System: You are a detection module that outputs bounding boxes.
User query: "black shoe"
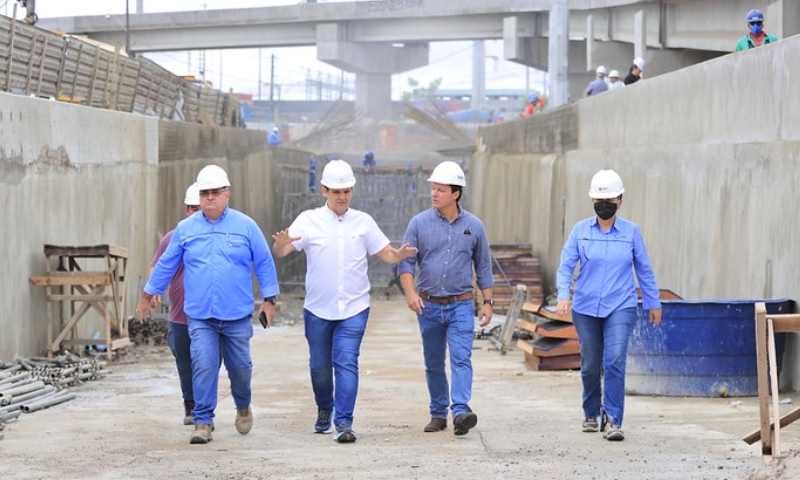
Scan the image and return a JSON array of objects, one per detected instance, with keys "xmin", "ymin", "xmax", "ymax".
[
  {"xmin": 314, "ymin": 408, "xmax": 333, "ymax": 434},
  {"xmin": 423, "ymin": 417, "xmax": 447, "ymax": 432},
  {"xmin": 453, "ymin": 412, "xmax": 478, "ymax": 436}
]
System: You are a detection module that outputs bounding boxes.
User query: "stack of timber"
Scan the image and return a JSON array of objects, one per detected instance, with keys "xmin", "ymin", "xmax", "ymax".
[
  {"xmin": 487, "ymin": 244, "xmax": 543, "ymax": 315},
  {"xmin": 517, "ymin": 303, "xmax": 580, "ymax": 371}
]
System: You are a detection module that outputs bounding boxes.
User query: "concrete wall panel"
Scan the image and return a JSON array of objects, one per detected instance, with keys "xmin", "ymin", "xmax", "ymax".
[{"xmin": 0, "ymin": 93, "xmax": 158, "ymax": 360}]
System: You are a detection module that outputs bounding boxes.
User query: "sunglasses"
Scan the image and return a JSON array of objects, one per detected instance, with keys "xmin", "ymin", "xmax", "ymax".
[{"xmin": 749, "ymin": 21, "xmax": 763, "ymax": 26}]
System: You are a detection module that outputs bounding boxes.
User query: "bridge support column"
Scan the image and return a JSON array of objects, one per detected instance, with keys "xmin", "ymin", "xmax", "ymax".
[
  {"xmin": 768, "ymin": 0, "xmax": 800, "ymax": 40},
  {"xmin": 317, "ymin": 23, "xmax": 429, "ymax": 121}
]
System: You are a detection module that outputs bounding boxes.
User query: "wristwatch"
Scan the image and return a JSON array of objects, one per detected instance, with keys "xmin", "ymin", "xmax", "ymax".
[
  {"xmin": 483, "ymin": 299, "xmax": 494, "ymax": 307},
  {"xmin": 264, "ymin": 296, "xmax": 277, "ymax": 305}
]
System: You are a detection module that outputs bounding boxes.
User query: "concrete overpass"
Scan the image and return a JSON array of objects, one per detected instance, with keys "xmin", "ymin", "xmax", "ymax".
[{"xmin": 38, "ymin": 0, "xmax": 800, "ymax": 119}]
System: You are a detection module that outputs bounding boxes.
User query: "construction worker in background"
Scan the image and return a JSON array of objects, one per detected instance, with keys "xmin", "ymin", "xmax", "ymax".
[
  {"xmin": 399, "ymin": 161, "xmax": 494, "ymax": 437},
  {"xmin": 556, "ymin": 169, "xmax": 662, "ymax": 443},
  {"xmin": 268, "ymin": 126, "xmax": 282, "ymax": 146},
  {"xmin": 272, "ymin": 160, "xmax": 417, "ymax": 444},
  {"xmin": 137, "ymin": 164, "xmax": 280, "ymax": 445},
  {"xmin": 520, "ymin": 94, "xmax": 541, "ymax": 118},
  {"xmin": 144, "ymin": 183, "xmax": 203, "ymax": 427},
  {"xmin": 735, "ymin": 9, "xmax": 778, "ymax": 51},
  {"xmin": 607, "ymin": 70, "xmax": 625, "ymax": 91},
  {"xmin": 362, "ymin": 151, "xmax": 376, "ymax": 168},
  {"xmin": 309, "ymin": 157, "xmax": 318, "ymax": 193},
  {"xmin": 584, "ymin": 66, "xmax": 609, "ymax": 97},
  {"xmin": 624, "ymin": 58, "xmax": 645, "ymax": 85}
]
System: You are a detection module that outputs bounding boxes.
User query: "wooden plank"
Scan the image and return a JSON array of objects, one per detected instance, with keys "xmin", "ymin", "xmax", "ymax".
[
  {"xmin": 55, "ymin": 37, "xmax": 69, "ymax": 98},
  {"xmin": 523, "ymin": 302, "xmax": 573, "ymax": 323},
  {"xmin": 46, "ymin": 294, "xmax": 118, "ymax": 302},
  {"xmin": 86, "ymin": 45, "xmax": 100, "ymax": 106},
  {"xmin": 754, "ymin": 302, "xmax": 772, "ymax": 456},
  {"xmin": 23, "ymin": 31, "xmax": 36, "ymax": 94},
  {"xmin": 743, "ymin": 406, "xmax": 800, "ymax": 444},
  {"xmin": 767, "ymin": 318, "xmax": 781, "ymax": 457},
  {"xmin": 518, "ymin": 319, "xmax": 537, "ymax": 334},
  {"xmin": 534, "ymin": 320, "xmax": 578, "ymax": 339},
  {"xmin": 35, "ymin": 37, "xmax": 51, "ymax": 97},
  {"xmin": 43, "ymin": 244, "xmax": 128, "ymax": 258},
  {"xmin": 30, "ymin": 273, "xmax": 111, "ymax": 286},
  {"xmin": 769, "ymin": 315, "xmax": 800, "ymax": 332},
  {"xmin": 69, "ymin": 42, "xmax": 83, "ymax": 100},
  {"xmin": 5, "ymin": 4, "xmax": 17, "ymax": 91}
]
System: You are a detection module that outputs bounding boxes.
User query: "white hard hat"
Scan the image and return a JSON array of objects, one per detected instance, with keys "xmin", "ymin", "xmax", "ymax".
[
  {"xmin": 183, "ymin": 182, "xmax": 200, "ymax": 206},
  {"xmin": 588, "ymin": 169, "xmax": 625, "ymax": 199},
  {"xmin": 427, "ymin": 161, "xmax": 466, "ymax": 187},
  {"xmin": 196, "ymin": 165, "xmax": 231, "ymax": 191},
  {"xmin": 596, "ymin": 65, "xmax": 607, "ymax": 76},
  {"xmin": 633, "ymin": 57, "xmax": 645, "ymax": 71},
  {"xmin": 272, "ymin": 127, "xmax": 279, "ymax": 132},
  {"xmin": 609, "ymin": 70, "xmax": 620, "ymax": 79},
  {"xmin": 320, "ymin": 159, "xmax": 356, "ymax": 189}
]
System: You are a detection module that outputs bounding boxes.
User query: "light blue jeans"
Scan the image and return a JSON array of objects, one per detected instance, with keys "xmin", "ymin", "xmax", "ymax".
[
  {"xmin": 571, "ymin": 307, "xmax": 637, "ymax": 427},
  {"xmin": 304, "ymin": 308, "xmax": 369, "ymax": 429},
  {"xmin": 417, "ymin": 299, "xmax": 475, "ymax": 419},
  {"xmin": 188, "ymin": 316, "xmax": 253, "ymax": 425}
]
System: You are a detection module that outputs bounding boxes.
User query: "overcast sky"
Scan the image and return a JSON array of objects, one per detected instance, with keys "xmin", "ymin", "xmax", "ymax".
[{"xmin": 11, "ymin": 0, "xmax": 545, "ymax": 100}]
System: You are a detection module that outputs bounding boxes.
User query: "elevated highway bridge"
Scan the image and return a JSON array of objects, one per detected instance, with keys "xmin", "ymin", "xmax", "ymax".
[{"xmin": 38, "ymin": 0, "xmax": 799, "ymax": 119}]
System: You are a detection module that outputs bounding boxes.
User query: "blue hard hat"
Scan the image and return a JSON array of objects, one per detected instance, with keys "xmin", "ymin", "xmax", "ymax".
[
  {"xmin": 747, "ymin": 9, "xmax": 764, "ymax": 23},
  {"xmin": 365, "ymin": 151, "xmax": 374, "ymax": 160},
  {"xmin": 528, "ymin": 94, "xmax": 538, "ymax": 103}
]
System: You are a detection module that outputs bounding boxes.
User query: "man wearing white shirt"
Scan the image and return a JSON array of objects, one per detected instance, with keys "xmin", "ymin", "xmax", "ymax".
[{"xmin": 272, "ymin": 160, "xmax": 416, "ymax": 443}]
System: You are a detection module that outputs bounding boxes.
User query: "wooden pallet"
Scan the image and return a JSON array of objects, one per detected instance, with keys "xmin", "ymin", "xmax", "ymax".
[{"xmin": 487, "ymin": 244, "xmax": 543, "ymax": 315}]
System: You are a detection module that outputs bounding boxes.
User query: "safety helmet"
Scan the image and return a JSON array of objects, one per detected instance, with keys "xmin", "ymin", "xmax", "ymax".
[
  {"xmin": 272, "ymin": 126, "xmax": 279, "ymax": 132},
  {"xmin": 747, "ymin": 9, "xmax": 764, "ymax": 23},
  {"xmin": 196, "ymin": 165, "xmax": 231, "ymax": 190},
  {"xmin": 427, "ymin": 161, "xmax": 466, "ymax": 187},
  {"xmin": 596, "ymin": 65, "xmax": 607, "ymax": 76},
  {"xmin": 588, "ymin": 169, "xmax": 625, "ymax": 199},
  {"xmin": 633, "ymin": 57, "xmax": 645, "ymax": 71},
  {"xmin": 609, "ymin": 70, "xmax": 620, "ymax": 79},
  {"xmin": 183, "ymin": 183, "xmax": 200, "ymax": 206},
  {"xmin": 320, "ymin": 159, "xmax": 356, "ymax": 189},
  {"xmin": 528, "ymin": 94, "xmax": 538, "ymax": 103},
  {"xmin": 364, "ymin": 150, "xmax": 374, "ymax": 160}
]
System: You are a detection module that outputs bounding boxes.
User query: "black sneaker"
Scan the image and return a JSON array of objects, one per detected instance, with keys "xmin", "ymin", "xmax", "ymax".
[
  {"xmin": 314, "ymin": 408, "xmax": 333, "ymax": 434},
  {"xmin": 334, "ymin": 423, "xmax": 357, "ymax": 443},
  {"xmin": 453, "ymin": 412, "xmax": 478, "ymax": 436}
]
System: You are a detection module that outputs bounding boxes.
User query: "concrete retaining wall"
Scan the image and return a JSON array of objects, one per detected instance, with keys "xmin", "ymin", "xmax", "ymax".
[
  {"xmin": 0, "ymin": 94, "xmax": 158, "ymax": 360},
  {"xmin": 475, "ymin": 35, "xmax": 800, "ymax": 388}
]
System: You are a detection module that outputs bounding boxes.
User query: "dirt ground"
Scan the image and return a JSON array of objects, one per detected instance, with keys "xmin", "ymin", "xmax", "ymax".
[{"xmin": 1, "ymin": 298, "xmax": 798, "ymax": 480}]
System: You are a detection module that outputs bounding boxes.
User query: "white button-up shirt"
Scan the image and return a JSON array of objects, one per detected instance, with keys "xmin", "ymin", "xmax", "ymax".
[{"xmin": 289, "ymin": 205, "xmax": 390, "ymax": 320}]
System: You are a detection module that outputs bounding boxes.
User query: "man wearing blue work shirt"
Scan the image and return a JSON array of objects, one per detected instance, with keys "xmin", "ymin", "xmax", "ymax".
[
  {"xmin": 136, "ymin": 164, "xmax": 280, "ymax": 445},
  {"xmin": 399, "ymin": 160, "xmax": 494, "ymax": 437},
  {"xmin": 556, "ymin": 169, "xmax": 661, "ymax": 442}
]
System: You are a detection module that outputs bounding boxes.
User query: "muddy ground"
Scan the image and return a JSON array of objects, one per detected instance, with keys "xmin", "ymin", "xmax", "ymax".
[{"xmin": 1, "ymin": 298, "xmax": 798, "ymax": 480}]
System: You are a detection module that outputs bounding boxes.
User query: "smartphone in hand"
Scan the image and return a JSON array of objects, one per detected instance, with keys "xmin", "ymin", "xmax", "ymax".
[{"xmin": 258, "ymin": 311, "xmax": 268, "ymax": 329}]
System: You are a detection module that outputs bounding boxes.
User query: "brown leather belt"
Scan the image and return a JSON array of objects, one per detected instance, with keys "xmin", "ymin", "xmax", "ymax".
[{"xmin": 419, "ymin": 291, "xmax": 473, "ymax": 305}]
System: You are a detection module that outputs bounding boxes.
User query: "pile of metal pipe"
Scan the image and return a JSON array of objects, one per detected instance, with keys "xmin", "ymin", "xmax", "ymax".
[{"xmin": 0, "ymin": 354, "xmax": 109, "ymax": 441}]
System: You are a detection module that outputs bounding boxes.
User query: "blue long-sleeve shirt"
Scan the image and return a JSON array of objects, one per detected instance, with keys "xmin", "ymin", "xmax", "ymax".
[
  {"xmin": 399, "ymin": 207, "xmax": 494, "ymax": 295},
  {"xmin": 557, "ymin": 216, "xmax": 660, "ymax": 317},
  {"xmin": 267, "ymin": 132, "xmax": 282, "ymax": 145},
  {"xmin": 145, "ymin": 207, "xmax": 280, "ymax": 320}
]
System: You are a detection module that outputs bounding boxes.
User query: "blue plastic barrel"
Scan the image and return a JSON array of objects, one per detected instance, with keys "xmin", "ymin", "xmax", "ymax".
[{"xmin": 626, "ymin": 299, "xmax": 794, "ymax": 397}]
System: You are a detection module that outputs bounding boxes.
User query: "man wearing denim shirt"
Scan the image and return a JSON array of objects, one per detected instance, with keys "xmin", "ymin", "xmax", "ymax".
[
  {"xmin": 136, "ymin": 164, "xmax": 280, "ymax": 445},
  {"xmin": 272, "ymin": 160, "xmax": 417, "ymax": 444},
  {"xmin": 399, "ymin": 160, "xmax": 494, "ymax": 436}
]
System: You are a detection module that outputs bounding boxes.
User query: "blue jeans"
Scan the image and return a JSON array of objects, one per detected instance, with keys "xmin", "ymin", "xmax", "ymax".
[
  {"xmin": 572, "ymin": 307, "xmax": 636, "ymax": 427},
  {"xmin": 304, "ymin": 308, "xmax": 369, "ymax": 429},
  {"xmin": 167, "ymin": 322, "xmax": 193, "ymax": 405},
  {"xmin": 417, "ymin": 299, "xmax": 475, "ymax": 419},
  {"xmin": 188, "ymin": 316, "xmax": 253, "ymax": 425}
]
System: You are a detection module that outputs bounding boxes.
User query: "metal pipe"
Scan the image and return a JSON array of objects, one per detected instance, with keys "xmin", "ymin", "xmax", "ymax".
[
  {"xmin": 6, "ymin": 385, "xmax": 54, "ymax": 406},
  {"xmin": 23, "ymin": 392, "xmax": 76, "ymax": 413},
  {"xmin": 0, "ymin": 381, "xmax": 45, "ymax": 398},
  {"xmin": 0, "ymin": 377, "xmax": 36, "ymax": 390},
  {"xmin": 0, "ymin": 409, "xmax": 21, "ymax": 421},
  {"xmin": 0, "ymin": 372, "xmax": 31, "ymax": 387}
]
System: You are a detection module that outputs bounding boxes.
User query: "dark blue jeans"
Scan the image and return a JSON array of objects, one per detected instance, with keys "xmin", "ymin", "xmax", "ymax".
[
  {"xmin": 572, "ymin": 307, "xmax": 637, "ymax": 427},
  {"xmin": 417, "ymin": 299, "xmax": 475, "ymax": 419},
  {"xmin": 167, "ymin": 322, "xmax": 193, "ymax": 404},
  {"xmin": 303, "ymin": 308, "xmax": 369, "ymax": 429},
  {"xmin": 188, "ymin": 316, "xmax": 253, "ymax": 425}
]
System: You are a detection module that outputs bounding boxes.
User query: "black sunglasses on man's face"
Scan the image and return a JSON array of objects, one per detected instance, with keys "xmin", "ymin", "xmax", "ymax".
[{"xmin": 749, "ymin": 21, "xmax": 763, "ymax": 27}]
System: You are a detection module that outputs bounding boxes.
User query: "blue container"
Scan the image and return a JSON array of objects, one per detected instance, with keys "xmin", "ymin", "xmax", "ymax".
[{"xmin": 626, "ymin": 299, "xmax": 794, "ymax": 397}]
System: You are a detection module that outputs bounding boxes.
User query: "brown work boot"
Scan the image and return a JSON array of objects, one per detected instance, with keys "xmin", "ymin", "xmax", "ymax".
[
  {"xmin": 190, "ymin": 424, "xmax": 213, "ymax": 444},
  {"xmin": 235, "ymin": 406, "xmax": 253, "ymax": 434},
  {"xmin": 183, "ymin": 401, "xmax": 195, "ymax": 426},
  {"xmin": 424, "ymin": 417, "xmax": 447, "ymax": 432},
  {"xmin": 453, "ymin": 412, "xmax": 478, "ymax": 436}
]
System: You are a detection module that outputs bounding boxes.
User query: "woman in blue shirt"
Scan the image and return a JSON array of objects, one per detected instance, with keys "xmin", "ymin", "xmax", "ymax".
[{"xmin": 556, "ymin": 169, "xmax": 662, "ymax": 442}]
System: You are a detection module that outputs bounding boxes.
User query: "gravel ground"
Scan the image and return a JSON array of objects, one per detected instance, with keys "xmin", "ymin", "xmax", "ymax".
[{"xmin": 0, "ymin": 298, "xmax": 797, "ymax": 480}]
